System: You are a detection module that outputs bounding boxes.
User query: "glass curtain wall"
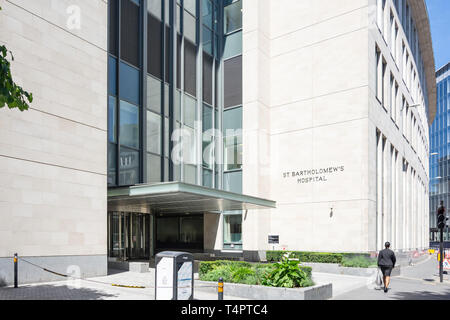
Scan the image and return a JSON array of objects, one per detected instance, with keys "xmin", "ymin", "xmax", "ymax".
[
  {"xmin": 108, "ymin": 0, "xmax": 142, "ymax": 187},
  {"xmin": 109, "ymin": 0, "xmax": 224, "ymax": 187},
  {"xmin": 429, "ymin": 64, "xmax": 450, "ymax": 241},
  {"xmin": 222, "ymin": 0, "xmax": 243, "ymax": 250},
  {"xmin": 108, "ymin": 0, "xmax": 245, "ymax": 251}
]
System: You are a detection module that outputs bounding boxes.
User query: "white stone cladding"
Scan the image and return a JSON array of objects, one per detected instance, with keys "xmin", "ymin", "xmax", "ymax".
[
  {"xmin": 0, "ymin": 0, "xmax": 107, "ymax": 259},
  {"xmin": 240, "ymin": 0, "xmax": 435, "ymax": 255}
]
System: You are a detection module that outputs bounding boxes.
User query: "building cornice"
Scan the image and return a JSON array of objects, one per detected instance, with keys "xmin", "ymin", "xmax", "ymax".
[{"xmin": 409, "ymin": 0, "xmax": 437, "ymax": 125}]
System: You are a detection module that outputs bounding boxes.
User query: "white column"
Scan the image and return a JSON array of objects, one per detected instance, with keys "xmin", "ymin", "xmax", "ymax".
[{"xmin": 377, "ymin": 132, "xmax": 384, "ymax": 251}]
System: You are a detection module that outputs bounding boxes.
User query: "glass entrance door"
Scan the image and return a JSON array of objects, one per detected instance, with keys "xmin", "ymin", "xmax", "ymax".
[
  {"xmin": 108, "ymin": 212, "xmax": 154, "ymax": 260},
  {"xmin": 156, "ymin": 214, "xmax": 204, "ymax": 251}
]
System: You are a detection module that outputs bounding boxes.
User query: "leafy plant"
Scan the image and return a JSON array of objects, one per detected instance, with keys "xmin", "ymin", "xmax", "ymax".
[
  {"xmin": 0, "ymin": 7, "xmax": 33, "ymax": 111},
  {"xmin": 231, "ymin": 267, "xmax": 255, "ymax": 283},
  {"xmin": 200, "ymin": 265, "xmax": 234, "ymax": 283},
  {"xmin": 262, "ymin": 253, "xmax": 314, "ymax": 288},
  {"xmin": 198, "ymin": 259, "xmax": 314, "ymax": 288},
  {"xmin": 199, "ymin": 260, "xmax": 251, "ymax": 275}
]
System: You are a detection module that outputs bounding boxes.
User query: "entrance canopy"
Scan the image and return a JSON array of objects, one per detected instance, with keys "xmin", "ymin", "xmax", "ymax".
[{"xmin": 108, "ymin": 182, "xmax": 276, "ymax": 214}]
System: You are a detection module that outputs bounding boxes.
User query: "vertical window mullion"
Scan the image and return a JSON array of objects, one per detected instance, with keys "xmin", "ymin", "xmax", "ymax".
[
  {"xmin": 116, "ymin": 0, "xmax": 122, "ymax": 186},
  {"xmin": 142, "ymin": 0, "xmax": 148, "ymax": 184}
]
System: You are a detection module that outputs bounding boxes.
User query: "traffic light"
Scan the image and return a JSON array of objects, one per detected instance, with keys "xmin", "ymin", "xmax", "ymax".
[{"xmin": 437, "ymin": 210, "xmax": 447, "ymax": 229}]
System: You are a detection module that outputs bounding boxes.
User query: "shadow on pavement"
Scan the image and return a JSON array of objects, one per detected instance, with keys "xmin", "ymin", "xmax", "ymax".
[
  {"xmin": 107, "ymin": 268, "xmax": 129, "ymax": 276},
  {"xmin": 389, "ymin": 288, "xmax": 450, "ymax": 300},
  {"xmin": 0, "ymin": 284, "xmax": 118, "ymax": 300}
]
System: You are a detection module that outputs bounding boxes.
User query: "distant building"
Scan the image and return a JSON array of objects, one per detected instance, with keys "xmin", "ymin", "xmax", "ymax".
[{"xmin": 429, "ymin": 62, "xmax": 450, "ymax": 242}]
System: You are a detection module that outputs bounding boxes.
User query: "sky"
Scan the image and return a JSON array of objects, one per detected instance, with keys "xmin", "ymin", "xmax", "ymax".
[{"xmin": 425, "ymin": 0, "xmax": 450, "ymax": 70}]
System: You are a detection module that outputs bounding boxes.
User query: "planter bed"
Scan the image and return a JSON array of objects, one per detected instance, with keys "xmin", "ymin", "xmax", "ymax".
[{"xmin": 195, "ymin": 280, "xmax": 332, "ymax": 300}]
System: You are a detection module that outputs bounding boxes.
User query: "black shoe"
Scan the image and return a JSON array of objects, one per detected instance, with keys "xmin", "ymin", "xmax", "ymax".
[{"xmin": 384, "ymin": 287, "xmax": 388, "ymax": 293}]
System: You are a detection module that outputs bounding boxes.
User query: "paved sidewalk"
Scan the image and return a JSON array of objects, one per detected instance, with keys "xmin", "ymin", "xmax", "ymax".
[
  {"xmin": 7, "ymin": 264, "xmax": 438, "ymax": 300},
  {"xmin": 0, "ymin": 269, "xmax": 244, "ymax": 300},
  {"xmin": 312, "ymin": 272, "xmax": 372, "ymax": 297},
  {"xmin": 333, "ymin": 254, "xmax": 450, "ymax": 300}
]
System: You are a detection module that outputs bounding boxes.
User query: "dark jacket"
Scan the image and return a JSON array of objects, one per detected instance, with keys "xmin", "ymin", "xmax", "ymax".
[{"xmin": 378, "ymin": 249, "xmax": 396, "ymax": 267}]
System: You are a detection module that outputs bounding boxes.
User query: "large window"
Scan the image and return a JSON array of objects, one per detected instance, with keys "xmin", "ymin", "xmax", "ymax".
[
  {"xmin": 224, "ymin": 0, "xmax": 242, "ymax": 34},
  {"xmin": 184, "ymin": 40, "xmax": 197, "ymax": 97},
  {"xmin": 223, "ymin": 107, "xmax": 242, "ymax": 172},
  {"xmin": 120, "ymin": 62, "xmax": 140, "ymax": 105},
  {"xmin": 223, "ymin": 213, "xmax": 242, "ymax": 250},
  {"xmin": 224, "ymin": 55, "xmax": 242, "ymax": 108},
  {"xmin": 148, "ymin": 13, "xmax": 163, "ymax": 79},
  {"xmin": 121, "ymin": 0, "xmax": 140, "ymax": 67},
  {"xmin": 120, "ymin": 100, "xmax": 140, "ymax": 149}
]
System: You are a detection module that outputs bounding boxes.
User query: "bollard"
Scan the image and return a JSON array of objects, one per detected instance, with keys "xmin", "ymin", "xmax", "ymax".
[
  {"xmin": 218, "ymin": 277, "xmax": 223, "ymax": 300},
  {"xmin": 14, "ymin": 253, "xmax": 18, "ymax": 288}
]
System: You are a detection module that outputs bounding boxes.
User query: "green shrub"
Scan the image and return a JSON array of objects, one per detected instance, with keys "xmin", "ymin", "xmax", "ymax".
[
  {"xmin": 199, "ymin": 259, "xmax": 314, "ymax": 288},
  {"xmin": 266, "ymin": 251, "xmax": 343, "ymax": 264},
  {"xmin": 299, "ymin": 266, "xmax": 312, "ymax": 279},
  {"xmin": 253, "ymin": 264, "xmax": 275, "ymax": 285},
  {"xmin": 341, "ymin": 256, "xmax": 377, "ymax": 268},
  {"xmin": 262, "ymin": 253, "xmax": 315, "ymax": 288},
  {"xmin": 199, "ymin": 260, "xmax": 251, "ymax": 276},
  {"xmin": 199, "ymin": 265, "xmax": 234, "ymax": 283},
  {"xmin": 341, "ymin": 253, "xmax": 371, "ymax": 259},
  {"xmin": 232, "ymin": 267, "xmax": 256, "ymax": 283}
]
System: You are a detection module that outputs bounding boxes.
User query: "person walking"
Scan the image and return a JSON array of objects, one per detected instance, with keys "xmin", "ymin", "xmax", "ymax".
[{"xmin": 377, "ymin": 242, "xmax": 396, "ymax": 293}]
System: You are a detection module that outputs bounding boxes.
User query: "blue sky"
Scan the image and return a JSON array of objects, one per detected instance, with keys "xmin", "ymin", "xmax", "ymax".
[{"xmin": 426, "ymin": 0, "xmax": 450, "ymax": 70}]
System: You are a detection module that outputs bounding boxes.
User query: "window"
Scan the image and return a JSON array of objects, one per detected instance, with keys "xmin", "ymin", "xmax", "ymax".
[
  {"xmin": 120, "ymin": 62, "xmax": 140, "ymax": 105},
  {"xmin": 203, "ymin": 53, "xmax": 213, "ymax": 105},
  {"xmin": 108, "ymin": 144, "xmax": 117, "ymax": 186},
  {"xmin": 119, "ymin": 147, "xmax": 139, "ymax": 185},
  {"xmin": 202, "ymin": 0, "xmax": 213, "ymax": 29},
  {"xmin": 184, "ymin": 94, "xmax": 197, "ymax": 128},
  {"xmin": 223, "ymin": 31, "xmax": 242, "ymax": 59},
  {"xmin": 224, "ymin": 55, "xmax": 242, "ymax": 108},
  {"xmin": 203, "ymin": 104, "xmax": 214, "ymax": 169},
  {"xmin": 120, "ymin": 100, "xmax": 140, "ymax": 149},
  {"xmin": 120, "ymin": 0, "xmax": 140, "ymax": 67},
  {"xmin": 376, "ymin": 47, "xmax": 382, "ymax": 101},
  {"xmin": 184, "ymin": 40, "xmax": 197, "ymax": 97},
  {"xmin": 147, "ymin": 111, "xmax": 162, "ymax": 155},
  {"xmin": 148, "ymin": 0, "xmax": 162, "ymax": 20},
  {"xmin": 108, "ymin": 96, "xmax": 117, "ymax": 143},
  {"xmin": 109, "ymin": 0, "xmax": 118, "ymax": 55},
  {"xmin": 203, "ymin": 169, "xmax": 213, "ymax": 188},
  {"xmin": 184, "ymin": 0, "xmax": 197, "ymax": 16},
  {"xmin": 148, "ymin": 13, "xmax": 163, "ymax": 79},
  {"xmin": 184, "ymin": 10, "xmax": 197, "ymax": 43},
  {"xmin": 184, "ymin": 164, "xmax": 197, "ymax": 184},
  {"xmin": 147, "ymin": 153, "xmax": 161, "ymax": 183},
  {"xmin": 223, "ymin": 214, "xmax": 242, "ymax": 250},
  {"xmin": 223, "ymin": 107, "xmax": 243, "ymax": 172},
  {"xmin": 147, "ymin": 75, "xmax": 162, "ymax": 113},
  {"xmin": 224, "ymin": 0, "xmax": 242, "ymax": 34},
  {"xmin": 202, "ymin": 26, "xmax": 213, "ymax": 55},
  {"xmin": 223, "ymin": 170, "xmax": 242, "ymax": 194},
  {"xmin": 108, "ymin": 56, "xmax": 117, "ymax": 95}
]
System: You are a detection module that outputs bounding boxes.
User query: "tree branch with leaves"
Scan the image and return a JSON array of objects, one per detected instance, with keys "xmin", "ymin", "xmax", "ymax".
[{"xmin": 0, "ymin": 6, "xmax": 33, "ymax": 111}]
